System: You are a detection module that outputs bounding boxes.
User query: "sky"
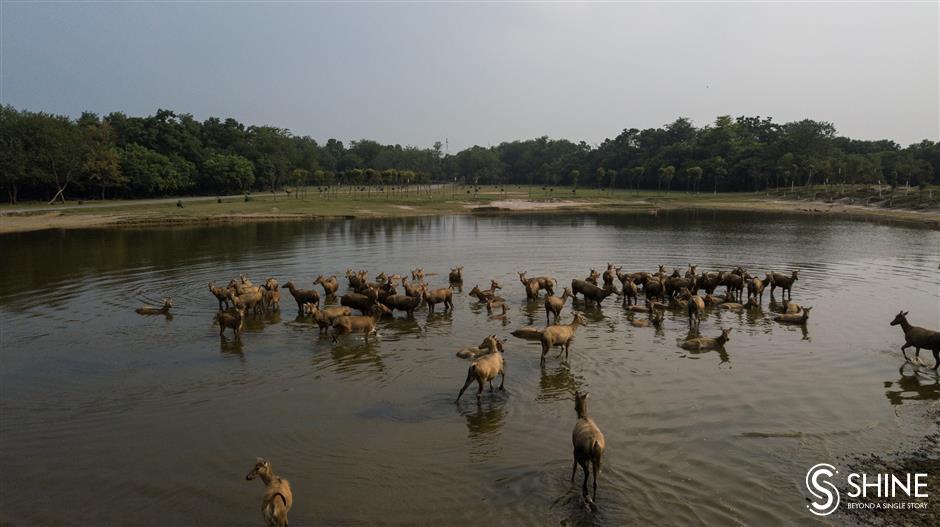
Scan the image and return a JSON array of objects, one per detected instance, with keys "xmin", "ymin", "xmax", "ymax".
[{"xmin": 1, "ymin": 2, "xmax": 937, "ymax": 151}]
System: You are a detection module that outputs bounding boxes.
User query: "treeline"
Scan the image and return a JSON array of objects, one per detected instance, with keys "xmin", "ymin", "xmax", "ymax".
[{"xmin": 1, "ymin": 106, "xmax": 937, "ymax": 204}]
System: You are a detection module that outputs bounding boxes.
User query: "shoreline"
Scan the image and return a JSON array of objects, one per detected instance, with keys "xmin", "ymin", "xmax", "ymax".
[{"xmin": 2, "ymin": 195, "xmax": 938, "ymax": 234}]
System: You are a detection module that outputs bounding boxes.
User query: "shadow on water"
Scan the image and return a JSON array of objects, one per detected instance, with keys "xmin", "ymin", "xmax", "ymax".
[
  {"xmin": 310, "ymin": 338, "xmax": 385, "ymax": 380},
  {"xmin": 538, "ymin": 363, "xmax": 583, "ymax": 402},
  {"xmin": 458, "ymin": 398, "xmax": 507, "ymax": 458},
  {"xmin": 885, "ymin": 363, "xmax": 940, "ymax": 405},
  {"xmin": 218, "ymin": 336, "xmax": 245, "ymax": 357}
]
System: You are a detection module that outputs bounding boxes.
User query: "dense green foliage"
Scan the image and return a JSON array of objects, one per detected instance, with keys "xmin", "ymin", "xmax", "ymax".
[{"xmin": 1, "ymin": 106, "xmax": 936, "ymax": 204}]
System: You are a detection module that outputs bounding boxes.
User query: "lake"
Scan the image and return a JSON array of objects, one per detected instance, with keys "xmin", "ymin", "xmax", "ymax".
[{"xmin": 1, "ymin": 211, "xmax": 938, "ymax": 526}]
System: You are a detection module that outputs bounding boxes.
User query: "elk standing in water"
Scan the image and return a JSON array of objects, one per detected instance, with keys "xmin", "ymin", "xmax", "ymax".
[
  {"xmin": 245, "ymin": 458, "xmax": 293, "ymax": 527},
  {"xmin": 891, "ymin": 310, "xmax": 940, "ymax": 369},
  {"xmin": 571, "ymin": 391, "xmax": 605, "ymax": 503},
  {"xmin": 456, "ymin": 335, "xmax": 506, "ymax": 401}
]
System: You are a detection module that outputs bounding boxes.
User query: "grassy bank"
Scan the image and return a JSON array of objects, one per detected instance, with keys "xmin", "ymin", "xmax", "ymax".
[{"xmin": 2, "ymin": 185, "xmax": 938, "ymax": 234}]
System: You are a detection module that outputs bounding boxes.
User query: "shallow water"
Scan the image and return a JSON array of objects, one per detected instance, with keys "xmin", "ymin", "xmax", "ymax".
[{"xmin": 0, "ymin": 211, "xmax": 938, "ymax": 526}]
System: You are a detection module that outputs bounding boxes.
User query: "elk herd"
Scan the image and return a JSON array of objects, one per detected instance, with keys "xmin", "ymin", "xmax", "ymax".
[{"xmin": 131, "ymin": 260, "xmax": 938, "ymax": 526}]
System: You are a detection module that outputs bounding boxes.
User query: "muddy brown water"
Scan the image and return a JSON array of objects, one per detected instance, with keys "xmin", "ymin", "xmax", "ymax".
[{"xmin": 1, "ymin": 211, "xmax": 938, "ymax": 526}]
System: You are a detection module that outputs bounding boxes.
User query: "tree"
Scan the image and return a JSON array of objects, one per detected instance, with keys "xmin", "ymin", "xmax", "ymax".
[
  {"xmin": 662, "ymin": 166, "xmax": 675, "ymax": 194},
  {"xmin": 122, "ymin": 144, "xmax": 192, "ymax": 195},
  {"xmin": 83, "ymin": 122, "xmax": 125, "ymax": 199},
  {"xmin": 686, "ymin": 166, "xmax": 703, "ymax": 193},
  {"xmin": 0, "ymin": 106, "xmax": 27, "ymax": 203},
  {"xmin": 204, "ymin": 153, "xmax": 255, "ymax": 193},
  {"xmin": 630, "ymin": 166, "xmax": 645, "ymax": 194},
  {"xmin": 570, "ymin": 169, "xmax": 580, "ymax": 189}
]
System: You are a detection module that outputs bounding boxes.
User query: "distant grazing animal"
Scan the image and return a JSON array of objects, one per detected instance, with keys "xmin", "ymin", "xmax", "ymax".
[
  {"xmin": 284, "ymin": 281, "xmax": 320, "ymax": 313},
  {"xmin": 540, "ymin": 313, "xmax": 586, "ymax": 364},
  {"xmin": 680, "ymin": 327, "xmax": 732, "ymax": 350},
  {"xmin": 456, "ymin": 335, "xmax": 506, "ymax": 401},
  {"xmin": 571, "ymin": 391, "xmax": 605, "ymax": 502},
  {"xmin": 246, "ymin": 458, "xmax": 293, "ymax": 527},
  {"xmin": 136, "ymin": 298, "xmax": 172, "ymax": 316},
  {"xmin": 891, "ymin": 311, "xmax": 940, "ymax": 369}
]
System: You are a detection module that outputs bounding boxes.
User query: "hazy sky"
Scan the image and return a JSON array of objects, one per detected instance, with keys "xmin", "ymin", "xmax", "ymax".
[{"xmin": 2, "ymin": 2, "xmax": 937, "ymax": 150}]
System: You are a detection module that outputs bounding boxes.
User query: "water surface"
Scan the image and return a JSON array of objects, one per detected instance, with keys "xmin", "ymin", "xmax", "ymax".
[{"xmin": 1, "ymin": 211, "xmax": 938, "ymax": 526}]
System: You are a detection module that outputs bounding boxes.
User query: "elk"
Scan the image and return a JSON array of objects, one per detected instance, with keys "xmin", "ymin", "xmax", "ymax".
[
  {"xmin": 571, "ymin": 391, "xmax": 605, "ymax": 502},
  {"xmin": 570, "ymin": 279, "xmax": 617, "ymax": 308},
  {"xmin": 306, "ymin": 304, "xmax": 352, "ymax": 335},
  {"xmin": 208, "ymin": 283, "xmax": 231, "ymax": 310},
  {"xmin": 284, "ymin": 281, "xmax": 320, "ymax": 314},
  {"xmin": 680, "ymin": 327, "xmax": 732, "ymax": 350},
  {"xmin": 245, "ymin": 458, "xmax": 293, "ymax": 527},
  {"xmin": 620, "ymin": 277, "xmax": 639, "ymax": 307},
  {"xmin": 216, "ymin": 307, "xmax": 246, "ymax": 338},
  {"xmin": 260, "ymin": 283, "xmax": 281, "ymax": 312},
  {"xmin": 382, "ymin": 294, "xmax": 423, "ymax": 318},
  {"xmin": 540, "ymin": 313, "xmax": 586, "ymax": 364},
  {"xmin": 544, "ymin": 287, "xmax": 573, "ymax": 325},
  {"xmin": 456, "ymin": 334, "xmax": 504, "ymax": 359},
  {"xmin": 314, "ymin": 275, "xmax": 339, "ymax": 297},
  {"xmin": 585, "ymin": 268, "xmax": 600, "ymax": 286},
  {"xmin": 340, "ymin": 287, "xmax": 379, "ymax": 315},
  {"xmin": 423, "ymin": 287, "xmax": 454, "ymax": 314},
  {"xmin": 768, "ymin": 270, "xmax": 799, "ymax": 300},
  {"xmin": 773, "ymin": 306, "xmax": 812, "ymax": 324},
  {"xmin": 401, "ymin": 277, "xmax": 426, "ymax": 298},
  {"xmin": 456, "ymin": 335, "xmax": 506, "ymax": 401},
  {"xmin": 519, "ymin": 272, "xmax": 555, "ymax": 296},
  {"xmin": 135, "ymin": 298, "xmax": 172, "ymax": 316},
  {"xmin": 411, "ymin": 268, "xmax": 424, "ymax": 281},
  {"xmin": 510, "ymin": 326, "xmax": 543, "ymax": 340},
  {"xmin": 346, "ymin": 269, "xmax": 367, "ymax": 289},
  {"xmin": 449, "ymin": 266, "xmax": 464, "ymax": 283},
  {"xmin": 747, "ymin": 276, "xmax": 766, "ymax": 303},
  {"xmin": 602, "ymin": 264, "xmax": 619, "ymax": 289},
  {"xmin": 681, "ymin": 288, "xmax": 705, "ymax": 327},
  {"xmin": 891, "ymin": 311, "xmax": 940, "ymax": 368},
  {"xmin": 330, "ymin": 304, "xmax": 390, "ymax": 343}
]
